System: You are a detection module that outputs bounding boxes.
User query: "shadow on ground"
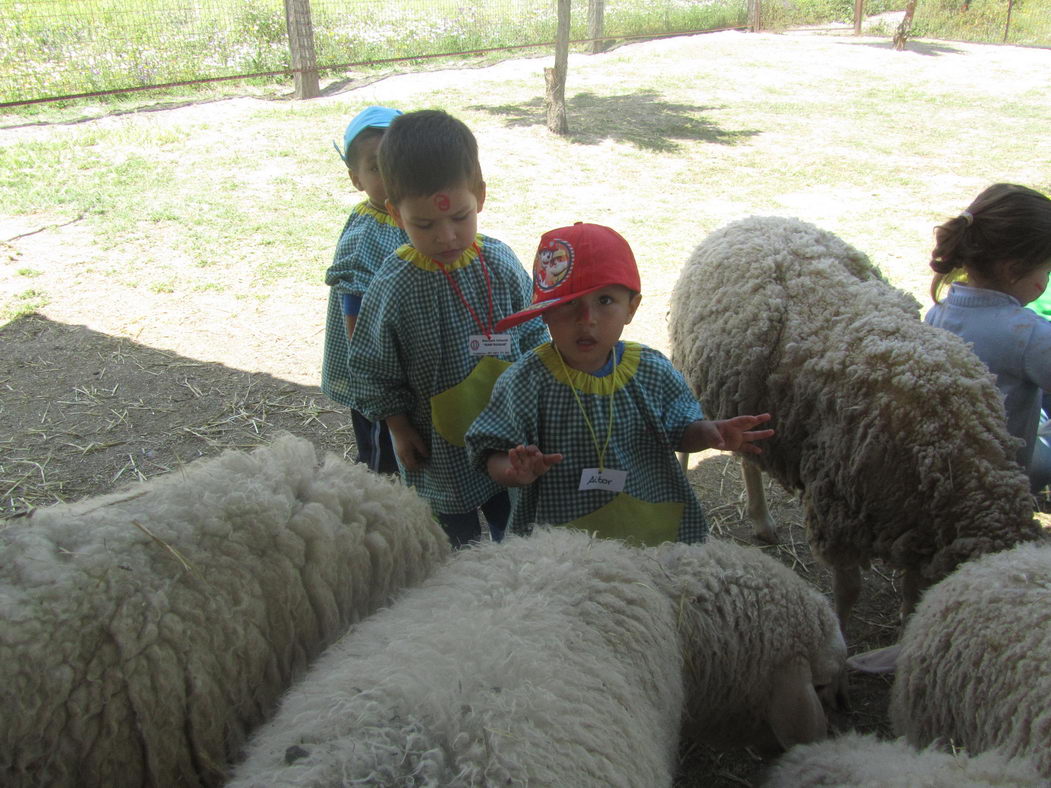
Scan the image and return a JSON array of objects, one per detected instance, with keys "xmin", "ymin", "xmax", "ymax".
[
  {"xmin": 839, "ymin": 40, "xmax": 966, "ymax": 56},
  {"xmin": 471, "ymin": 90, "xmax": 760, "ymax": 151},
  {"xmin": 0, "ymin": 313, "xmax": 355, "ymax": 519}
]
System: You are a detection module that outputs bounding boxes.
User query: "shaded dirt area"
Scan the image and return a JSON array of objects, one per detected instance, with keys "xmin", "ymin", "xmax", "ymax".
[{"xmin": 0, "ymin": 311, "xmax": 902, "ymax": 786}]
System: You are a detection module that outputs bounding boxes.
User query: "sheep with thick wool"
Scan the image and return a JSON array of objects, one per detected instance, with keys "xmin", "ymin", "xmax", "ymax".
[
  {"xmin": 0, "ymin": 433, "xmax": 450, "ymax": 788},
  {"xmin": 890, "ymin": 541, "xmax": 1051, "ymax": 778},
  {"xmin": 763, "ymin": 732, "xmax": 1044, "ymax": 787},
  {"xmin": 227, "ymin": 527, "xmax": 846, "ymax": 787},
  {"xmin": 668, "ymin": 216, "xmax": 1042, "ymax": 628}
]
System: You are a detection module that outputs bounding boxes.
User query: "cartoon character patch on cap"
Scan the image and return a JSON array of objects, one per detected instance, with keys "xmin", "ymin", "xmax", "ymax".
[{"xmin": 534, "ymin": 239, "xmax": 573, "ymax": 292}]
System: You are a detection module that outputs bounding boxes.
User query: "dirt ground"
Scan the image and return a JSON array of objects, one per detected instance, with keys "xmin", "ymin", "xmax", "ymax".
[{"xmin": 0, "ymin": 28, "xmax": 1035, "ymax": 786}]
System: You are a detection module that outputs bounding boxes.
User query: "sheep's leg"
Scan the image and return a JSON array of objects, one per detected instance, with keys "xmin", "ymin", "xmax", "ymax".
[
  {"xmin": 742, "ymin": 459, "xmax": 779, "ymax": 544},
  {"xmin": 831, "ymin": 564, "xmax": 861, "ymax": 634},
  {"xmin": 900, "ymin": 567, "xmax": 928, "ymax": 622}
]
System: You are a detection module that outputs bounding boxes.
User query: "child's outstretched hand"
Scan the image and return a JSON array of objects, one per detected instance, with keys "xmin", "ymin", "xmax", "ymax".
[
  {"xmin": 488, "ymin": 444, "xmax": 563, "ymax": 487},
  {"xmin": 710, "ymin": 413, "xmax": 774, "ymax": 454}
]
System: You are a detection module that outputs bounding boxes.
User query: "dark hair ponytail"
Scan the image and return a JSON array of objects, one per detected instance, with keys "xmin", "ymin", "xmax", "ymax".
[{"xmin": 930, "ymin": 184, "xmax": 1051, "ymax": 302}]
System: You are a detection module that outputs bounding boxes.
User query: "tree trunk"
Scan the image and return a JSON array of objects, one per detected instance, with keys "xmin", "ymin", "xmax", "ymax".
[
  {"xmin": 853, "ymin": 0, "xmax": 865, "ymax": 35},
  {"xmin": 587, "ymin": 0, "xmax": 607, "ymax": 54},
  {"xmin": 749, "ymin": 0, "xmax": 762, "ymax": 32},
  {"xmin": 284, "ymin": 0, "xmax": 319, "ymax": 99},
  {"xmin": 546, "ymin": 0, "xmax": 571, "ymax": 135},
  {"xmin": 893, "ymin": 0, "xmax": 917, "ymax": 50}
]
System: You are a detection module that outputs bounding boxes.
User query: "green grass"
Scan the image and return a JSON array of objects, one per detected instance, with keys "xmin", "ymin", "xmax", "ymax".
[
  {"xmin": 0, "ymin": 0, "xmax": 750, "ymax": 106},
  {"xmin": 910, "ymin": 0, "xmax": 1051, "ymax": 45},
  {"xmin": 1, "ymin": 288, "xmax": 49, "ymax": 322}
]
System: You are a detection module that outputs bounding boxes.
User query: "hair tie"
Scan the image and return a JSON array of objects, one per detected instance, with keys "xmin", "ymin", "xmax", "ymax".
[{"xmin": 960, "ymin": 210, "xmax": 973, "ymax": 226}]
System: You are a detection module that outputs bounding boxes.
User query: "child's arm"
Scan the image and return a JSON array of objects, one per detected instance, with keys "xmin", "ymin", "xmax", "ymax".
[
  {"xmin": 677, "ymin": 413, "xmax": 774, "ymax": 455},
  {"xmin": 487, "ymin": 445, "xmax": 563, "ymax": 487},
  {"xmin": 386, "ymin": 413, "xmax": 430, "ymax": 471},
  {"xmin": 342, "ymin": 293, "xmax": 363, "ymax": 342}
]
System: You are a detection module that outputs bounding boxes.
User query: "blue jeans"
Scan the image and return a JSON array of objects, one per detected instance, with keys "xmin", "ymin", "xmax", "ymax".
[
  {"xmin": 1029, "ymin": 397, "xmax": 1051, "ymax": 495},
  {"xmin": 350, "ymin": 410, "xmax": 398, "ymax": 475},
  {"xmin": 435, "ymin": 491, "xmax": 510, "ymax": 550}
]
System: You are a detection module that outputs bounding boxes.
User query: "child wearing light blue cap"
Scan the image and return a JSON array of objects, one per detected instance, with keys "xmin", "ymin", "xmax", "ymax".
[{"xmin": 321, "ymin": 105, "xmax": 408, "ymax": 474}]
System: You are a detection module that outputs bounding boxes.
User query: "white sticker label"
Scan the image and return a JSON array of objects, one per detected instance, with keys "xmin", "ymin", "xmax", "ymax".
[
  {"xmin": 468, "ymin": 334, "xmax": 512, "ymax": 356},
  {"xmin": 579, "ymin": 468, "xmax": 627, "ymax": 492}
]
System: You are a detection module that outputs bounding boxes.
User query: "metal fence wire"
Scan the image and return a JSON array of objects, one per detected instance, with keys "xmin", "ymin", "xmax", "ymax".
[{"xmin": 0, "ymin": 0, "xmax": 750, "ymax": 106}]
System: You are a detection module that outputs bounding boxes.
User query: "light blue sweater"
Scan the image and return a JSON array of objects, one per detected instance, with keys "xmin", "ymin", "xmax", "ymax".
[{"xmin": 925, "ymin": 283, "xmax": 1051, "ymax": 468}]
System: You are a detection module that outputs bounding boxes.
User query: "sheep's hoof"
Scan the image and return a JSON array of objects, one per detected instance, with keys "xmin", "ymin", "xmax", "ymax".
[{"xmin": 752, "ymin": 518, "xmax": 780, "ymax": 545}]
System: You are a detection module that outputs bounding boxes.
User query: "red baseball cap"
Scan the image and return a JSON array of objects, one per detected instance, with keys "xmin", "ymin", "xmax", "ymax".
[{"xmin": 496, "ymin": 223, "xmax": 641, "ymax": 331}]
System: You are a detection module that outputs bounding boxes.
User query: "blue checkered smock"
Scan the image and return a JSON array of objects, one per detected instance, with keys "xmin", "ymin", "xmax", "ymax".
[
  {"xmin": 464, "ymin": 341, "xmax": 709, "ymax": 544},
  {"xmin": 321, "ymin": 202, "xmax": 408, "ymax": 407},
  {"xmin": 347, "ymin": 234, "xmax": 549, "ymax": 514}
]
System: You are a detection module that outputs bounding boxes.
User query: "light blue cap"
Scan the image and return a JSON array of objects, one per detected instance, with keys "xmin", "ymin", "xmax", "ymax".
[{"xmin": 334, "ymin": 105, "xmax": 402, "ymax": 164}]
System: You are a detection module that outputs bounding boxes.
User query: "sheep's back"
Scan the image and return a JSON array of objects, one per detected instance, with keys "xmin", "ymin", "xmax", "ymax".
[
  {"xmin": 0, "ymin": 433, "xmax": 449, "ymax": 788},
  {"xmin": 890, "ymin": 541, "xmax": 1051, "ymax": 777},
  {"xmin": 669, "ymin": 216, "xmax": 1038, "ymax": 576},
  {"xmin": 228, "ymin": 528, "xmax": 684, "ymax": 787}
]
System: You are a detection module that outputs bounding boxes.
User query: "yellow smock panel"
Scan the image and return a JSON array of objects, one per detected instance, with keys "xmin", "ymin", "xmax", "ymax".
[
  {"xmin": 430, "ymin": 355, "xmax": 512, "ymax": 447},
  {"xmin": 568, "ymin": 493, "xmax": 683, "ymax": 547}
]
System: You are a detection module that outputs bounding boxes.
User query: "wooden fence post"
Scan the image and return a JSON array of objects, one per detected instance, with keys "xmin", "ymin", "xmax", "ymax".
[
  {"xmin": 284, "ymin": 0, "xmax": 319, "ymax": 99},
  {"xmin": 545, "ymin": 0, "xmax": 571, "ymax": 135},
  {"xmin": 587, "ymin": 0, "xmax": 607, "ymax": 54}
]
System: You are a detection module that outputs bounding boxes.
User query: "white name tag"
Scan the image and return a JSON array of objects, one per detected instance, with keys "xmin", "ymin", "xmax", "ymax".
[
  {"xmin": 468, "ymin": 334, "xmax": 512, "ymax": 356},
  {"xmin": 579, "ymin": 468, "xmax": 627, "ymax": 492}
]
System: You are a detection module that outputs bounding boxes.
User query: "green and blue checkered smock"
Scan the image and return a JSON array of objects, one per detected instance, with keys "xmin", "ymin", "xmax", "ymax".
[
  {"xmin": 321, "ymin": 201, "xmax": 408, "ymax": 408},
  {"xmin": 464, "ymin": 341, "xmax": 709, "ymax": 545},
  {"xmin": 347, "ymin": 234, "xmax": 549, "ymax": 514}
]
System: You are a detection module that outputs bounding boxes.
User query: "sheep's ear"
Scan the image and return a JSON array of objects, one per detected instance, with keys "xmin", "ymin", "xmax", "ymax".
[
  {"xmin": 845, "ymin": 643, "xmax": 900, "ymax": 674},
  {"xmin": 765, "ymin": 656, "xmax": 828, "ymax": 750}
]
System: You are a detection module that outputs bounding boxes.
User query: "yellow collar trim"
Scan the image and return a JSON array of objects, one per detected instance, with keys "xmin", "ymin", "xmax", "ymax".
[
  {"xmin": 538, "ymin": 342, "xmax": 642, "ymax": 394},
  {"xmin": 398, "ymin": 235, "xmax": 484, "ymax": 272},
  {"xmin": 354, "ymin": 200, "xmax": 399, "ymax": 227}
]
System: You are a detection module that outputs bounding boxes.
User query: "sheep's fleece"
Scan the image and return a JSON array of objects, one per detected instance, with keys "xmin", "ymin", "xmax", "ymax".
[
  {"xmin": 0, "ymin": 433, "xmax": 450, "ymax": 788},
  {"xmin": 890, "ymin": 541, "xmax": 1051, "ymax": 778},
  {"xmin": 763, "ymin": 732, "xmax": 1044, "ymax": 787},
  {"xmin": 668, "ymin": 216, "xmax": 1040, "ymax": 585},
  {"xmin": 228, "ymin": 528, "xmax": 845, "ymax": 787}
]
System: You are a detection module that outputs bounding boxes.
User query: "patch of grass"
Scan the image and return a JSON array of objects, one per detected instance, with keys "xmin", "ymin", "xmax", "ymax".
[
  {"xmin": 1, "ymin": 288, "xmax": 49, "ymax": 321},
  {"xmin": 16, "ymin": 267, "xmax": 41, "ymax": 277},
  {"xmin": 911, "ymin": 0, "xmax": 1051, "ymax": 44}
]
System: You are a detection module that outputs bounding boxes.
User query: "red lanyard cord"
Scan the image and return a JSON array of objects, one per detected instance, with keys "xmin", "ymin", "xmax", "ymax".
[{"xmin": 435, "ymin": 243, "xmax": 495, "ymax": 339}]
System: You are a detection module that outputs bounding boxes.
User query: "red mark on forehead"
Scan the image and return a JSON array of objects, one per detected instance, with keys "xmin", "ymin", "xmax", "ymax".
[{"xmin": 434, "ymin": 193, "xmax": 450, "ymax": 211}]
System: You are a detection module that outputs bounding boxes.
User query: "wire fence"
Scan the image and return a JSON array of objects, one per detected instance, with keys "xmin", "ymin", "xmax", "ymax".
[
  {"xmin": 2, "ymin": 0, "xmax": 1045, "ymax": 108},
  {"xmin": 0, "ymin": 0, "xmax": 749, "ymax": 107}
]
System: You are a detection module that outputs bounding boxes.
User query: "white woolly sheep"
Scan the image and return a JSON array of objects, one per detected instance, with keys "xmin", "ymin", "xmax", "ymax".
[
  {"xmin": 0, "ymin": 433, "xmax": 450, "ymax": 788},
  {"xmin": 227, "ymin": 527, "xmax": 846, "ymax": 787},
  {"xmin": 890, "ymin": 541, "xmax": 1051, "ymax": 778},
  {"xmin": 763, "ymin": 732, "xmax": 1044, "ymax": 787},
  {"xmin": 668, "ymin": 215, "xmax": 1043, "ymax": 628}
]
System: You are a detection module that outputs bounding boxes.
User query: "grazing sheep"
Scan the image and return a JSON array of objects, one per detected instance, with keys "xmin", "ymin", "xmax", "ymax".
[
  {"xmin": 668, "ymin": 216, "xmax": 1042, "ymax": 628},
  {"xmin": 763, "ymin": 732, "xmax": 1044, "ymax": 787},
  {"xmin": 890, "ymin": 541, "xmax": 1051, "ymax": 778},
  {"xmin": 0, "ymin": 433, "xmax": 450, "ymax": 788},
  {"xmin": 228, "ymin": 528, "xmax": 846, "ymax": 787}
]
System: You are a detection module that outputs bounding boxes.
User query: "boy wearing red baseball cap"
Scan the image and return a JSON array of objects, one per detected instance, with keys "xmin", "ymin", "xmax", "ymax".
[{"xmin": 465, "ymin": 223, "xmax": 772, "ymax": 545}]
